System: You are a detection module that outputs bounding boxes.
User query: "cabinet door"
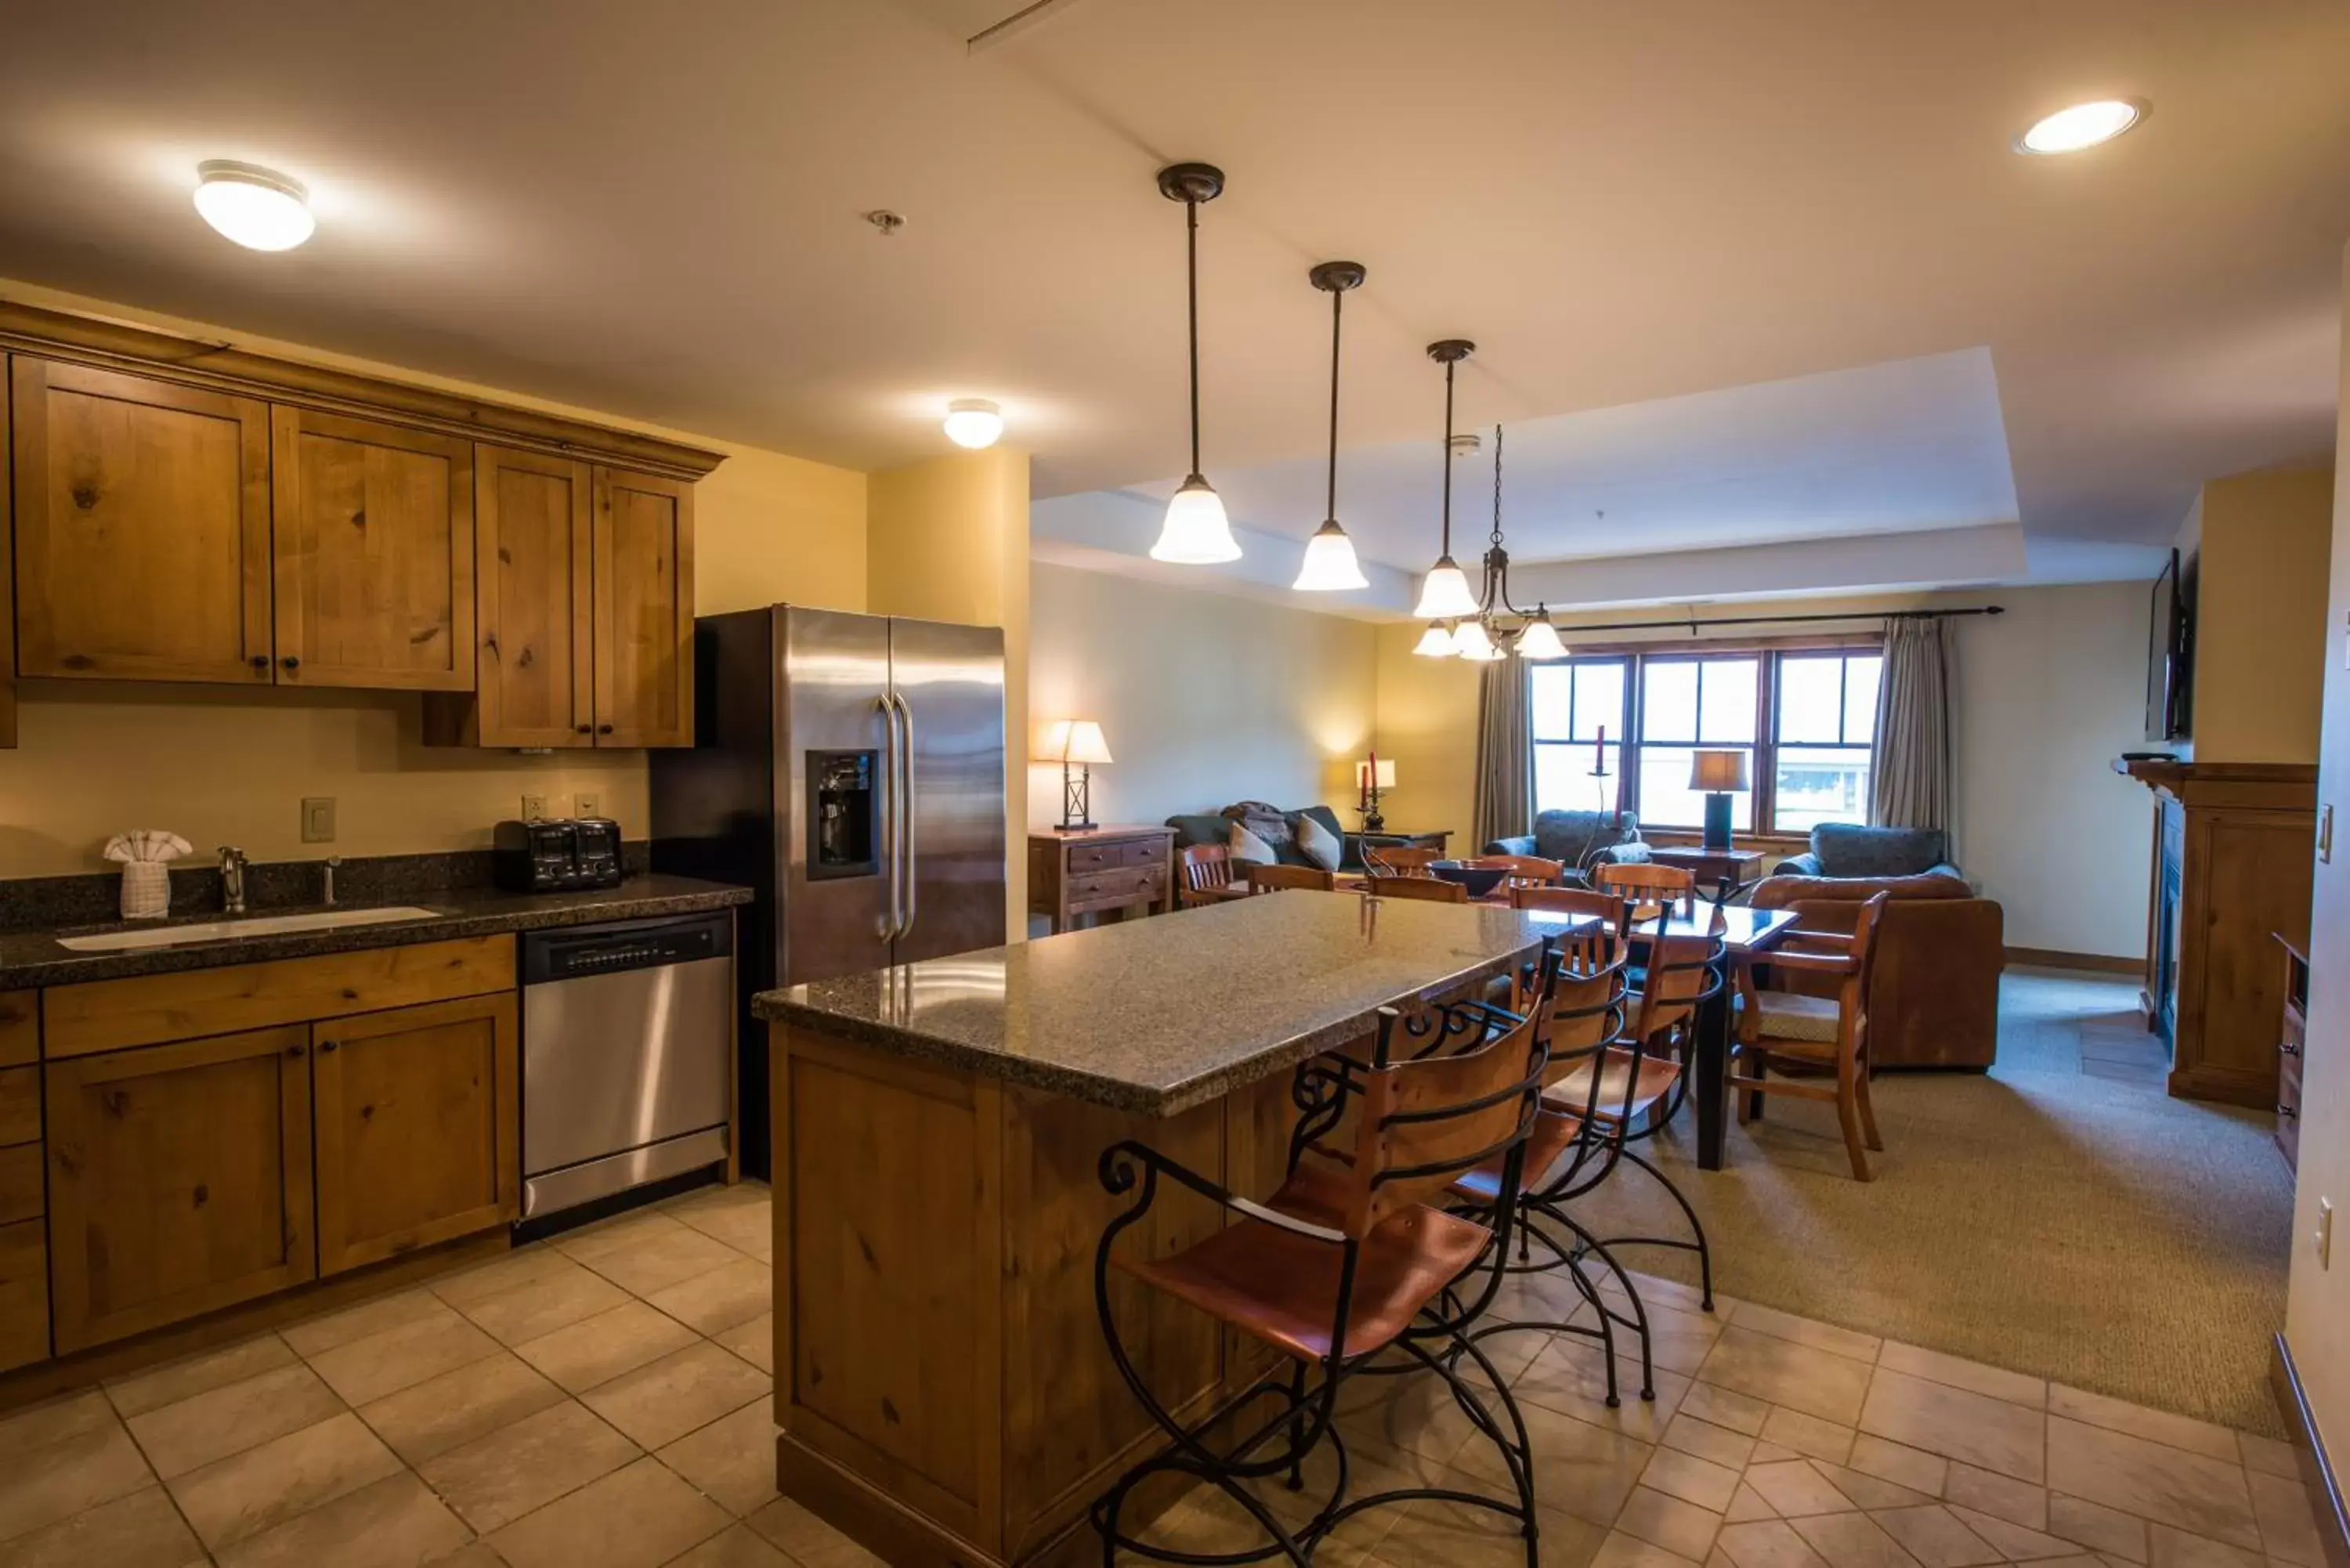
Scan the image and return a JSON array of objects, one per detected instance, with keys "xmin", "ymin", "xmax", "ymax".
[
  {"xmin": 12, "ymin": 358, "xmax": 273, "ymax": 683},
  {"xmin": 271, "ymin": 407, "xmax": 475, "ymax": 690},
  {"xmin": 45, "ymin": 1026, "xmax": 315, "ymax": 1353},
  {"xmin": 471, "ymin": 446, "xmax": 594, "ymax": 747},
  {"xmin": 592, "ymin": 467, "xmax": 695, "ymax": 747},
  {"xmin": 313, "ymin": 993, "xmax": 518, "ymax": 1277}
]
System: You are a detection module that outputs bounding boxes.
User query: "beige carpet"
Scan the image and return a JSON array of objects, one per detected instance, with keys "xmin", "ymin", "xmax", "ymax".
[{"xmin": 1575, "ymin": 968, "xmax": 2294, "ymax": 1434}]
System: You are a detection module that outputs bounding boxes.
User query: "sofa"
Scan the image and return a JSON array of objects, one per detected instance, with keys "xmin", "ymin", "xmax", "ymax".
[
  {"xmin": 1483, "ymin": 810, "xmax": 1650, "ymax": 886},
  {"xmin": 1755, "ymin": 825, "xmax": 2001, "ymax": 1069},
  {"xmin": 1167, "ymin": 804, "xmax": 1355, "ymax": 869}
]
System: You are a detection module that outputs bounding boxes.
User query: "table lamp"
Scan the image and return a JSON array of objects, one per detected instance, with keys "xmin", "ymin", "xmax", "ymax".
[
  {"xmin": 1689, "ymin": 750, "xmax": 1749, "ymax": 850},
  {"xmin": 1355, "ymin": 754, "xmax": 1397, "ymax": 833},
  {"xmin": 1041, "ymin": 720, "xmax": 1112, "ymax": 833}
]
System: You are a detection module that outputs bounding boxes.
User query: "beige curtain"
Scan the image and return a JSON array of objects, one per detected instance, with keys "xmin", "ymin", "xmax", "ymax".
[
  {"xmin": 1870, "ymin": 617, "xmax": 1954, "ymax": 834},
  {"xmin": 1473, "ymin": 656, "xmax": 1535, "ymax": 849}
]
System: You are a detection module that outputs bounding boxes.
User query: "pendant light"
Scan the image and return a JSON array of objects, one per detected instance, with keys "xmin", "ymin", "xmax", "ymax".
[
  {"xmin": 1150, "ymin": 163, "xmax": 1241, "ymax": 565},
  {"xmin": 1293, "ymin": 261, "xmax": 1369, "ymax": 591},
  {"xmin": 1412, "ymin": 621, "xmax": 1458, "ymax": 656},
  {"xmin": 1452, "ymin": 619, "xmax": 1504, "ymax": 661},
  {"xmin": 1412, "ymin": 340, "xmax": 1482, "ymax": 620},
  {"xmin": 1515, "ymin": 612, "xmax": 1567, "ymax": 660}
]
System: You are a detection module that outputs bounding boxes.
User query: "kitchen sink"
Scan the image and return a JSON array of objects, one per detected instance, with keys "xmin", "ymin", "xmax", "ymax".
[{"xmin": 56, "ymin": 906, "xmax": 446, "ymax": 952}]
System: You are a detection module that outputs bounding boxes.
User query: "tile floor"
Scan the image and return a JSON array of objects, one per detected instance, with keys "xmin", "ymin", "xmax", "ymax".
[
  {"xmin": 0, "ymin": 1184, "xmax": 2323, "ymax": 1568},
  {"xmin": 0, "ymin": 1181, "xmax": 880, "ymax": 1568}
]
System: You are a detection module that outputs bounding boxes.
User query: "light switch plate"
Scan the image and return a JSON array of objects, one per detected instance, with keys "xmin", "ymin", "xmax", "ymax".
[
  {"xmin": 575, "ymin": 792, "xmax": 602, "ymax": 819},
  {"xmin": 521, "ymin": 794, "xmax": 549, "ymax": 822},
  {"xmin": 300, "ymin": 797, "xmax": 337, "ymax": 844}
]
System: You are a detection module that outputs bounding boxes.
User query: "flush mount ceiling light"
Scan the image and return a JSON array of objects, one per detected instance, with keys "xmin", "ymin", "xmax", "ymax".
[
  {"xmin": 2015, "ymin": 99, "xmax": 2148, "ymax": 155},
  {"xmin": 942, "ymin": 398, "xmax": 1003, "ymax": 449},
  {"xmin": 1149, "ymin": 162, "xmax": 1241, "ymax": 565},
  {"xmin": 193, "ymin": 160, "xmax": 314, "ymax": 251},
  {"xmin": 1411, "ymin": 339, "xmax": 1482, "ymax": 627},
  {"xmin": 1292, "ymin": 261, "xmax": 1370, "ymax": 592}
]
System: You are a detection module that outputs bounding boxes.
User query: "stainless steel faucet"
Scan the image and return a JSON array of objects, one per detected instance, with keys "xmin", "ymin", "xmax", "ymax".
[
  {"xmin": 323, "ymin": 856, "xmax": 343, "ymax": 907},
  {"xmin": 219, "ymin": 846, "xmax": 249, "ymax": 915}
]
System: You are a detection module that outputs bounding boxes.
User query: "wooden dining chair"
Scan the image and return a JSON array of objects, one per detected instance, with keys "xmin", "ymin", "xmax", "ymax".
[
  {"xmin": 1365, "ymin": 873, "xmax": 1468, "ymax": 904},
  {"xmin": 1731, "ymin": 891, "xmax": 1889, "ymax": 1180},
  {"xmin": 1177, "ymin": 843, "xmax": 1236, "ymax": 908},
  {"xmin": 1594, "ymin": 861, "xmax": 1697, "ymax": 919},
  {"xmin": 1246, "ymin": 862, "xmax": 1337, "ymax": 893},
  {"xmin": 1509, "ymin": 883, "xmax": 1634, "ymax": 941},
  {"xmin": 1462, "ymin": 854, "xmax": 1564, "ymax": 891},
  {"xmin": 1363, "ymin": 844, "xmax": 1444, "ymax": 878}
]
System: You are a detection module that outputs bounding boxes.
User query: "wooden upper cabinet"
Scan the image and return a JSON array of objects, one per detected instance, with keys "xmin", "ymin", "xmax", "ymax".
[
  {"xmin": 12, "ymin": 357, "xmax": 273, "ymax": 683},
  {"xmin": 459, "ymin": 446, "xmax": 595, "ymax": 748},
  {"xmin": 313, "ymin": 993, "xmax": 518, "ymax": 1277},
  {"xmin": 271, "ymin": 408, "xmax": 475, "ymax": 690},
  {"xmin": 594, "ymin": 467, "xmax": 695, "ymax": 747},
  {"xmin": 45, "ymin": 1025, "xmax": 316, "ymax": 1353}
]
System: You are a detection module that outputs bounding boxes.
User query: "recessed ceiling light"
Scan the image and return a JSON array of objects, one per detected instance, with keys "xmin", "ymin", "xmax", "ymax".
[
  {"xmin": 942, "ymin": 398, "xmax": 1003, "ymax": 449},
  {"xmin": 2015, "ymin": 99, "xmax": 2148, "ymax": 156},
  {"xmin": 193, "ymin": 160, "xmax": 314, "ymax": 250}
]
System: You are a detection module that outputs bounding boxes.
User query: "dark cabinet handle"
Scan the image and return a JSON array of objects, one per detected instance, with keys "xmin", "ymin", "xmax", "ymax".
[
  {"xmin": 577, "ymin": 724, "xmax": 593, "ymax": 735},
  {"xmin": 318, "ymin": 1041, "xmax": 338, "ymax": 1053},
  {"xmin": 285, "ymin": 1044, "xmax": 306, "ymax": 1058},
  {"xmin": 249, "ymin": 654, "xmax": 269, "ymax": 670},
  {"xmin": 280, "ymin": 656, "xmax": 301, "ymax": 670},
  {"xmin": 597, "ymin": 724, "xmax": 614, "ymax": 735}
]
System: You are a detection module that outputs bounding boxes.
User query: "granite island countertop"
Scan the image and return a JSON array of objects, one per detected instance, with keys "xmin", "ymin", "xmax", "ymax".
[
  {"xmin": 0, "ymin": 873, "xmax": 752, "ymax": 990},
  {"xmin": 756, "ymin": 890, "xmax": 1571, "ymax": 1116}
]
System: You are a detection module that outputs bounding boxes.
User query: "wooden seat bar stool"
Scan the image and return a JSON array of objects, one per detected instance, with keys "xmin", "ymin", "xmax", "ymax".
[{"xmin": 1091, "ymin": 996, "xmax": 1553, "ymax": 1566}]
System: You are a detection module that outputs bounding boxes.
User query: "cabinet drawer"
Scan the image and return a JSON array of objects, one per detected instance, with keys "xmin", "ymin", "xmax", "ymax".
[
  {"xmin": 0, "ymin": 1067, "xmax": 37, "ymax": 1147},
  {"xmin": 0, "ymin": 996, "xmax": 36, "ymax": 1068},
  {"xmin": 44, "ymin": 935, "xmax": 516, "ymax": 1059},
  {"xmin": 0, "ymin": 1219, "xmax": 45, "ymax": 1372},
  {"xmin": 1119, "ymin": 838, "xmax": 1169, "ymax": 869},
  {"xmin": 1067, "ymin": 843, "xmax": 1127, "ymax": 875},
  {"xmin": 0, "ymin": 1145, "xmax": 41, "ymax": 1226},
  {"xmin": 1068, "ymin": 867, "xmax": 1162, "ymax": 909}
]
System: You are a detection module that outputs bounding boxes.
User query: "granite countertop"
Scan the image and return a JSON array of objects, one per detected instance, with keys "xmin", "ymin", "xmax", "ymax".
[
  {"xmin": 0, "ymin": 874, "xmax": 752, "ymax": 991},
  {"xmin": 756, "ymin": 891, "xmax": 1567, "ymax": 1116}
]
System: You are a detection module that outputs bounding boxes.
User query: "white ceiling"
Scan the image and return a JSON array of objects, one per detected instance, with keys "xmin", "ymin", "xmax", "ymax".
[{"xmin": 0, "ymin": 0, "xmax": 2341, "ymax": 571}]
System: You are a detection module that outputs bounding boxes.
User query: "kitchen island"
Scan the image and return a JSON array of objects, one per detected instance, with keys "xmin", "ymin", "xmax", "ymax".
[{"xmin": 753, "ymin": 890, "xmax": 1559, "ymax": 1568}]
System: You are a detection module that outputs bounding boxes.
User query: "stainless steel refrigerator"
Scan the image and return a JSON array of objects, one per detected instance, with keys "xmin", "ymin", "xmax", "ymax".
[{"xmin": 650, "ymin": 605, "xmax": 1007, "ymax": 1176}]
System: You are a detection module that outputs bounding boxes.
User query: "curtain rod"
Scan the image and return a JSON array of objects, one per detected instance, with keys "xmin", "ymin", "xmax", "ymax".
[{"xmin": 1556, "ymin": 605, "xmax": 2003, "ymax": 637}]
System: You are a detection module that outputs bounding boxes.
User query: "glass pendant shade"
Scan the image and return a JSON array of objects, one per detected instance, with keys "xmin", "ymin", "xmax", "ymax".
[
  {"xmin": 1452, "ymin": 620, "xmax": 1502, "ymax": 661},
  {"xmin": 1413, "ymin": 556, "xmax": 1480, "ymax": 620},
  {"xmin": 1412, "ymin": 621, "xmax": 1458, "ymax": 657},
  {"xmin": 1150, "ymin": 476, "xmax": 1241, "ymax": 564},
  {"xmin": 1514, "ymin": 616, "xmax": 1567, "ymax": 659},
  {"xmin": 1292, "ymin": 521, "xmax": 1368, "ymax": 591}
]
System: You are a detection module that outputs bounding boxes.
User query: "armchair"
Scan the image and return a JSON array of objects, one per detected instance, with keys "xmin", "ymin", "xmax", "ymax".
[
  {"xmin": 1772, "ymin": 823, "xmax": 1960, "ymax": 881},
  {"xmin": 1484, "ymin": 809, "xmax": 1649, "ymax": 887}
]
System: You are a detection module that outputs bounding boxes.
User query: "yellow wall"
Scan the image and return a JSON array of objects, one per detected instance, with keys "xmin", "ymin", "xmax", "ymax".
[
  {"xmin": 0, "ymin": 281, "xmax": 866, "ymax": 875},
  {"xmin": 2286, "ymin": 244, "xmax": 2350, "ymax": 1489},
  {"xmin": 1372, "ymin": 583, "xmax": 2158, "ymax": 958},
  {"xmin": 2188, "ymin": 466, "xmax": 2335, "ymax": 764},
  {"xmin": 1029, "ymin": 565, "xmax": 1377, "ymax": 834},
  {"xmin": 866, "ymin": 450, "xmax": 1032, "ymax": 938}
]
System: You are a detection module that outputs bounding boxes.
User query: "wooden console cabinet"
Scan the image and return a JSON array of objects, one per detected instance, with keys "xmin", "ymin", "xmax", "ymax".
[
  {"xmin": 2119, "ymin": 757, "xmax": 2316, "ymax": 1108},
  {"xmin": 1027, "ymin": 827, "xmax": 1175, "ymax": 934}
]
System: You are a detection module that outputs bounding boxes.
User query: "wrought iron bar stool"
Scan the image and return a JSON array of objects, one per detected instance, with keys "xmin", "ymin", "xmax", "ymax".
[{"xmin": 1090, "ymin": 995, "xmax": 1551, "ymax": 1567}]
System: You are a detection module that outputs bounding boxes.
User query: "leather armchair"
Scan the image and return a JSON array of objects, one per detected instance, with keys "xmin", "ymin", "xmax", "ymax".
[{"xmin": 1749, "ymin": 872, "xmax": 2003, "ymax": 1070}]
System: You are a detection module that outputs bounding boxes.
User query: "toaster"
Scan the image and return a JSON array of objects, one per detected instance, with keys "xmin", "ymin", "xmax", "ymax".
[{"xmin": 494, "ymin": 818, "xmax": 624, "ymax": 893}]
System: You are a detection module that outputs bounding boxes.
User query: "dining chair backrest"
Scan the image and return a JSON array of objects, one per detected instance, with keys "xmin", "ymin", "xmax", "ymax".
[
  {"xmin": 1180, "ymin": 842, "xmax": 1235, "ymax": 894},
  {"xmin": 1510, "ymin": 883, "xmax": 1633, "ymax": 941},
  {"xmin": 1248, "ymin": 862, "xmax": 1337, "ymax": 893},
  {"xmin": 1366, "ymin": 845, "xmax": 1444, "ymax": 877},
  {"xmin": 1542, "ymin": 942, "xmax": 1629, "ymax": 1071},
  {"xmin": 1634, "ymin": 906, "xmax": 1727, "ymax": 1042},
  {"xmin": 1595, "ymin": 861, "xmax": 1697, "ymax": 919},
  {"xmin": 1367, "ymin": 874, "xmax": 1468, "ymax": 905},
  {"xmin": 1348, "ymin": 1004, "xmax": 1547, "ymax": 1234},
  {"xmin": 1462, "ymin": 854, "xmax": 1564, "ymax": 890}
]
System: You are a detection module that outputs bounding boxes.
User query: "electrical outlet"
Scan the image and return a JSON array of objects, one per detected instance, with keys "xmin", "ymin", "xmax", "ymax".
[
  {"xmin": 300, "ymin": 797, "xmax": 337, "ymax": 844},
  {"xmin": 521, "ymin": 794, "xmax": 549, "ymax": 822},
  {"xmin": 2319, "ymin": 1198, "xmax": 2334, "ymax": 1269},
  {"xmin": 575, "ymin": 792, "xmax": 602, "ymax": 820}
]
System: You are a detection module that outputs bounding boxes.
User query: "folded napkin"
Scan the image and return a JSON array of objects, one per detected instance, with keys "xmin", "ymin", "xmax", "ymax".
[{"xmin": 103, "ymin": 831, "xmax": 193, "ymax": 920}]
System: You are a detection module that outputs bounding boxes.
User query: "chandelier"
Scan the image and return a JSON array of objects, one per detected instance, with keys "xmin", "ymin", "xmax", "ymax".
[{"xmin": 1414, "ymin": 422, "xmax": 1566, "ymax": 660}]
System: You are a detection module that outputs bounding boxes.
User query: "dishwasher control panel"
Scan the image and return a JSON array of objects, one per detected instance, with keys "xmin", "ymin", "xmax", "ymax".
[{"xmin": 522, "ymin": 912, "xmax": 733, "ymax": 985}]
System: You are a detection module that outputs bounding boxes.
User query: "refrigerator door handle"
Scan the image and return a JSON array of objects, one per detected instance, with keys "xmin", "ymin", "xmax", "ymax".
[
  {"xmin": 873, "ymin": 694, "xmax": 899, "ymax": 942},
  {"xmin": 893, "ymin": 689, "xmax": 919, "ymax": 939}
]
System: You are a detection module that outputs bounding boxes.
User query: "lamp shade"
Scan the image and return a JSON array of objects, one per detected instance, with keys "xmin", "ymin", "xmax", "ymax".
[
  {"xmin": 1689, "ymin": 749, "xmax": 1750, "ymax": 792},
  {"xmin": 1412, "ymin": 556, "xmax": 1480, "ymax": 620},
  {"xmin": 1039, "ymin": 720, "xmax": 1113, "ymax": 766},
  {"xmin": 1355, "ymin": 758, "xmax": 1397, "ymax": 790},
  {"xmin": 1150, "ymin": 478, "xmax": 1241, "ymax": 564},
  {"xmin": 1411, "ymin": 622, "xmax": 1458, "ymax": 657},
  {"xmin": 1292, "ymin": 521, "xmax": 1368, "ymax": 591}
]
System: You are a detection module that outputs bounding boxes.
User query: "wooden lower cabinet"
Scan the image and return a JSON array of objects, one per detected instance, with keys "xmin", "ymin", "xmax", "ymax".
[
  {"xmin": 314, "ymin": 994, "xmax": 519, "ymax": 1276},
  {"xmin": 45, "ymin": 1026, "xmax": 317, "ymax": 1355},
  {"xmin": 0, "ymin": 1220, "xmax": 45, "ymax": 1371}
]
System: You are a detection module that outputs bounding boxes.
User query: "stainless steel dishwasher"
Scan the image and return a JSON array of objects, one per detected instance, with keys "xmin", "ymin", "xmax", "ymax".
[{"xmin": 520, "ymin": 911, "xmax": 734, "ymax": 1219}]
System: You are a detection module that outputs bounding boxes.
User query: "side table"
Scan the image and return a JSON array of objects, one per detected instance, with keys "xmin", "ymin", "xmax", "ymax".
[
  {"xmin": 1646, "ymin": 845, "xmax": 1767, "ymax": 903},
  {"xmin": 1027, "ymin": 826, "xmax": 1176, "ymax": 934}
]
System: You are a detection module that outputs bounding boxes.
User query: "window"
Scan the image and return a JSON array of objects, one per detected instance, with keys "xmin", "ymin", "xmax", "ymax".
[
  {"xmin": 1527, "ymin": 644, "xmax": 1885, "ymax": 834},
  {"xmin": 1773, "ymin": 651, "xmax": 1881, "ymax": 831},
  {"xmin": 1531, "ymin": 659, "xmax": 1625, "ymax": 817}
]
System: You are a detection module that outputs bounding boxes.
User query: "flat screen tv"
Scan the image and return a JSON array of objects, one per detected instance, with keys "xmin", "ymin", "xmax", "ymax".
[{"xmin": 2146, "ymin": 547, "xmax": 2194, "ymax": 742}]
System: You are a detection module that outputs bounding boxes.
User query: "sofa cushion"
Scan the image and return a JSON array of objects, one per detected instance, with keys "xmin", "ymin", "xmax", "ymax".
[
  {"xmin": 1228, "ymin": 820, "xmax": 1276, "ymax": 866},
  {"xmin": 1294, "ymin": 813, "xmax": 1342, "ymax": 872},
  {"xmin": 1752, "ymin": 872, "xmax": 1972, "ymax": 908},
  {"xmin": 1746, "ymin": 989, "xmax": 1842, "ymax": 1044},
  {"xmin": 1810, "ymin": 823, "xmax": 1948, "ymax": 879},
  {"xmin": 1166, "ymin": 814, "xmax": 1231, "ymax": 849}
]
